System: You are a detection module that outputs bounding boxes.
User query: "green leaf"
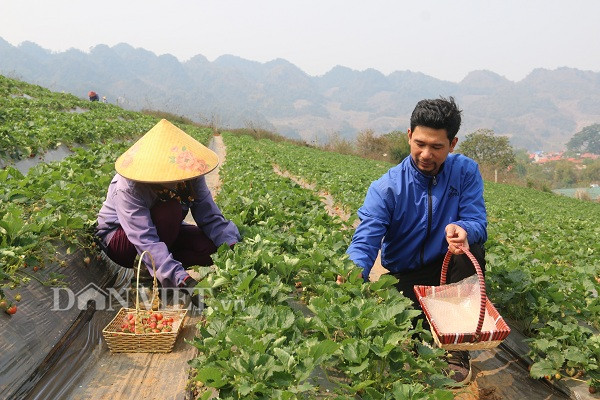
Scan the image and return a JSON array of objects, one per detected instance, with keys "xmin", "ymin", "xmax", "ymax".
[
  {"xmin": 352, "ymin": 379, "xmax": 375, "ymax": 391},
  {"xmin": 363, "ymin": 387, "xmax": 384, "ymax": 399},
  {"xmin": 529, "ymin": 359, "xmax": 556, "ymax": 379},
  {"xmin": 274, "ymin": 347, "xmax": 292, "ymax": 368},
  {"xmin": 227, "ymin": 330, "xmax": 253, "ymax": 348},
  {"xmin": 196, "ymin": 367, "xmax": 228, "ymax": 388},
  {"xmin": 357, "ymin": 317, "xmax": 377, "ymax": 334},
  {"xmin": 309, "ymin": 339, "xmax": 339, "ymax": 364},
  {"xmin": 563, "ymin": 346, "xmax": 588, "ymax": 364},
  {"xmin": 368, "ymin": 273, "xmax": 398, "ymax": 291},
  {"xmin": 211, "ymin": 276, "xmax": 229, "ymax": 288},
  {"xmin": 391, "ymin": 382, "xmax": 426, "ymax": 399},
  {"xmin": 347, "ymin": 359, "xmax": 369, "ymax": 374},
  {"xmin": 237, "ymin": 270, "xmax": 257, "ymax": 291}
]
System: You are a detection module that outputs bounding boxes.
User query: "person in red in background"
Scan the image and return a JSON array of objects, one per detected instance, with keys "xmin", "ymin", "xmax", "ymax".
[
  {"xmin": 96, "ymin": 119, "xmax": 241, "ymax": 308},
  {"xmin": 88, "ymin": 91, "xmax": 99, "ymax": 101}
]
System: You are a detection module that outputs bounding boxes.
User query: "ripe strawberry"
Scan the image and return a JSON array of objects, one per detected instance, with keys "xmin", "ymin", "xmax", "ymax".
[{"xmin": 6, "ymin": 305, "xmax": 17, "ymax": 315}]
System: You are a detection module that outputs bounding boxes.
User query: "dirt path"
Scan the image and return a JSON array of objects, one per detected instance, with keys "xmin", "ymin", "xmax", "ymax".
[
  {"xmin": 184, "ymin": 135, "xmax": 225, "ymax": 225},
  {"xmin": 272, "ymin": 164, "xmax": 389, "ymax": 281},
  {"xmin": 206, "ymin": 135, "xmax": 226, "ymax": 196}
]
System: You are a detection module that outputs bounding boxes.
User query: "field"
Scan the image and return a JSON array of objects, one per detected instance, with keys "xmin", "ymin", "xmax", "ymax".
[
  {"xmin": 554, "ymin": 187, "xmax": 600, "ymax": 201},
  {"xmin": 1, "ymin": 75, "xmax": 599, "ymax": 398}
]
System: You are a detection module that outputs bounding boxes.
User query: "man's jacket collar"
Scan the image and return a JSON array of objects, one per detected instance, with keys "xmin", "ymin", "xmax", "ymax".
[{"xmin": 407, "ymin": 156, "xmax": 447, "ymax": 185}]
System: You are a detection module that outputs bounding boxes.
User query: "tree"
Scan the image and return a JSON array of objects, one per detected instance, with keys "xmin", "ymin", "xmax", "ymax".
[
  {"xmin": 553, "ymin": 160, "xmax": 578, "ymax": 187},
  {"xmin": 582, "ymin": 159, "xmax": 600, "ymax": 183},
  {"xmin": 356, "ymin": 129, "xmax": 387, "ymax": 158},
  {"xmin": 566, "ymin": 124, "xmax": 600, "ymax": 154},
  {"xmin": 457, "ymin": 129, "xmax": 515, "ymax": 170},
  {"xmin": 324, "ymin": 131, "xmax": 354, "ymax": 155},
  {"xmin": 383, "ymin": 130, "xmax": 410, "ymax": 163},
  {"xmin": 512, "ymin": 148, "xmax": 531, "ymax": 178}
]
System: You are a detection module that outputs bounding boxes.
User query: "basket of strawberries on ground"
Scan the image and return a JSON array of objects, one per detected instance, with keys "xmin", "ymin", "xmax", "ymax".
[{"xmin": 102, "ymin": 251, "xmax": 188, "ymax": 353}]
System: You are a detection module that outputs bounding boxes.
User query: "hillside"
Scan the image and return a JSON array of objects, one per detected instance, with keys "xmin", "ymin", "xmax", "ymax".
[{"xmin": 2, "ymin": 37, "xmax": 600, "ymax": 152}]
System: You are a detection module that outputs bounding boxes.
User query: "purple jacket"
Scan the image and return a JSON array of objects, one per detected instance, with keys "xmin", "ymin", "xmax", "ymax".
[{"xmin": 96, "ymin": 173, "xmax": 240, "ymax": 286}]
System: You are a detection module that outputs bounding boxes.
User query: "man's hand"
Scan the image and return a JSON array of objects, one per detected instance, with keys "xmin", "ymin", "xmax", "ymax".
[{"xmin": 445, "ymin": 223, "xmax": 469, "ymax": 254}]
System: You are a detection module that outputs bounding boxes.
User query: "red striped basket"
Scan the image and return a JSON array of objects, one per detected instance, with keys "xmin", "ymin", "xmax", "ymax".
[{"xmin": 414, "ymin": 247, "xmax": 511, "ymax": 351}]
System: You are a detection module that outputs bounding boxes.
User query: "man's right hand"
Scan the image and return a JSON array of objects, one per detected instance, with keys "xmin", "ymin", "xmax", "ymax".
[{"xmin": 445, "ymin": 223, "xmax": 469, "ymax": 255}]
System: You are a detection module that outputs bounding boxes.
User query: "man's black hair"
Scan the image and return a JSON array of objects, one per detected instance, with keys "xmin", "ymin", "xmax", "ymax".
[{"xmin": 409, "ymin": 97, "xmax": 462, "ymax": 141}]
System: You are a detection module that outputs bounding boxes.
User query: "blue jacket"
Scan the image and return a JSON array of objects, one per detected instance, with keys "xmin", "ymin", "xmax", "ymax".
[{"xmin": 347, "ymin": 153, "xmax": 487, "ymax": 278}]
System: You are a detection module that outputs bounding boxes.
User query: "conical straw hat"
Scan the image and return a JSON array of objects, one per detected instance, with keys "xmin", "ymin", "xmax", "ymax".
[{"xmin": 115, "ymin": 119, "xmax": 218, "ymax": 183}]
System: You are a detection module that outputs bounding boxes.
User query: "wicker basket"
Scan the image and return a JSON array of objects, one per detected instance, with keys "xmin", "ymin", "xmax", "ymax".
[
  {"xmin": 102, "ymin": 251, "xmax": 188, "ymax": 353},
  {"xmin": 414, "ymin": 247, "xmax": 510, "ymax": 351}
]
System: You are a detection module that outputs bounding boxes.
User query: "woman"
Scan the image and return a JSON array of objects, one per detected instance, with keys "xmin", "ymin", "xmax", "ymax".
[{"xmin": 96, "ymin": 119, "xmax": 240, "ymax": 306}]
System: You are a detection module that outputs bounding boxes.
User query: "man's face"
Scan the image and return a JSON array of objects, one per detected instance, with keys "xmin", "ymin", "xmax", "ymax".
[{"xmin": 408, "ymin": 126, "xmax": 457, "ymax": 176}]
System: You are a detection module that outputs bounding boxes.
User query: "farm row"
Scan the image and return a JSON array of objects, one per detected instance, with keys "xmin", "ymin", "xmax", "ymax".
[
  {"xmin": 1, "ymin": 75, "xmax": 599, "ymax": 395},
  {"xmin": 188, "ymin": 134, "xmax": 456, "ymax": 398},
  {"xmin": 0, "ymin": 75, "xmax": 453, "ymax": 397},
  {"xmin": 0, "ymin": 74, "xmax": 212, "ymax": 309},
  {"xmin": 245, "ymin": 137, "xmax": 600, "ymax": 388}
]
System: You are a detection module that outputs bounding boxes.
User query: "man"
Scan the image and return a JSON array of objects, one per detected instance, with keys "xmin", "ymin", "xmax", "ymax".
[
  {"xmin": 96, "ymin": 119, "xmax": 241, "ymax": 307},
  {"xmin": 346, "ymin": 97, "xmax": 487, "ymax": 385}
]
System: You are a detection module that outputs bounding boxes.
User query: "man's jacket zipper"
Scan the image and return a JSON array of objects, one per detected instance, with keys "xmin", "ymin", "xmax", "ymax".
[{"xmin": 420, "ymin": 175, "xmax": 437, "ymax": 266}]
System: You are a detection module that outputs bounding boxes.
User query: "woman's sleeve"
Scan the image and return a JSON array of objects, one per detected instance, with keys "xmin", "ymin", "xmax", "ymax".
[{"xmin": 190, "ymin": 177, "xmax": 241, "ymax": 247}]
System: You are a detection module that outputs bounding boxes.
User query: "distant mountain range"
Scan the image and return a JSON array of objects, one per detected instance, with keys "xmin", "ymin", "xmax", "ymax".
[{"xmin": 1, "ymin": 37, "xmax": 599, "ymax": 151}]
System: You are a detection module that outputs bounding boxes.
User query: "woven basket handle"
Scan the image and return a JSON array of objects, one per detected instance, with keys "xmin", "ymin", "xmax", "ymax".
[
  {"xmin": 440, "ymin": 245, "xmax": 487, "ymax": 339},
  {"xmin": 135, "ymin": 250, "xmax": 158, "ymax": 314}
]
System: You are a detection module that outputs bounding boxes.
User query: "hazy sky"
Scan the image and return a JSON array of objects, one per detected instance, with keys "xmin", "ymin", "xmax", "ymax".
[{"xmin": 1, "ymin": 0, "xmax": 599, "ymax": 82}]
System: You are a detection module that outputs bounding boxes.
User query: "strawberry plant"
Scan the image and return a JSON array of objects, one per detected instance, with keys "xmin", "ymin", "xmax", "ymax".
[
  {"xmin": 224, "ymin": 132, "xmax": 600, "ymax": 392},
  {"xmin": 185, "ymin": 133, "xmax": 454, "ymax": 398},
  {"xmin": 3, "ymin": 73, "xmax": 599, "ymax": 395},
  {"xmin": 1, "ymin": 75, "xmax": 213, "ymax": 295}
]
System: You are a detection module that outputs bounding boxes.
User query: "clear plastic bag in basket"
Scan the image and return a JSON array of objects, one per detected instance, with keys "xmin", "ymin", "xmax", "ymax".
[{"xmin": 421, "ymin": 275, "xmax": 496, "ymax": 334}]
